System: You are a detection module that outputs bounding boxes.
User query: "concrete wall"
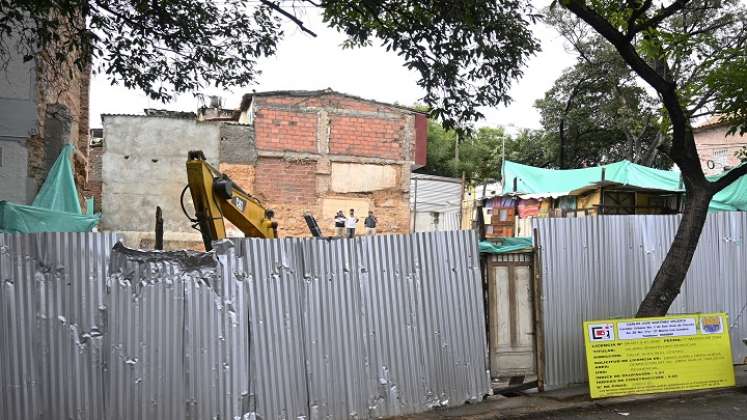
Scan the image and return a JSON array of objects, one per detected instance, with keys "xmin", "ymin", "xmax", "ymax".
[
  {"xmin": 329, "ymin": 163, "xmax": 398, "ymax": 193},
  {"xmin": 694, "ymin": 125, "xmax": 746, "ymax": 175},
  {"xmin": 0, "ymin": 42, "xmax": 38, "ymax": 203},
  {"xmin": 101, "ymin": 116, "xmax": 221, "ymax": 247},
  {"xmin": 0, "ymin": 139, "xmax": 32, "ymax": 203}
]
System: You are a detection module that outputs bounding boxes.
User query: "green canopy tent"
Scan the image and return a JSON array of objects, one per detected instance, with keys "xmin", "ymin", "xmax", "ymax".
[
  {"xmin": 501, "ymin": 160, "xmax": 747, "ymax": 212},
  {"xmin": 0, "ymin": 144, "xmax": 100, "ymax": 233}
]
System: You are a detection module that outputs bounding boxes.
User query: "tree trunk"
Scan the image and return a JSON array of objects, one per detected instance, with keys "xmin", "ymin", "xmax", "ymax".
[
  {"xmin": 641, "ymin": 131, "xmax": 664, "ymax": 167},
  {"xmin": 559, "ymin": 78, "xmax": 586, "ymax": 169},
  {"xmin": 635, "ymin": 188, "xmax": 713, "ymax": 316},
  {"xmin": 559, "ymin": 117, "xmax": 566, "ymax": 169}
]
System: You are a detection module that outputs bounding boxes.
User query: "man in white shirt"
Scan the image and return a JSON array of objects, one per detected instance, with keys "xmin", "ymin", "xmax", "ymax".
[{"xmin": 345, "ymin": 209, "xmax": 358, "ymax": 238}]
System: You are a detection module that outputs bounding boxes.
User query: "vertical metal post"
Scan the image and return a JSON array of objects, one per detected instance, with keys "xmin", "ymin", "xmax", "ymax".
[
  {"xmin": 600, "ymin": 168, "xmax": 606, "ymax": 215},
  {"xmin": 155, "ymin": 206, "xmax": 164, "ymax": 250},
  {"xmin": 532, "ymin": 227, "xmax": 546, "ymax": 391},
  {"xmin": 459, "ymin": 172, "xmax": 465, "ymax": 229},
  {"xmin": 411, "ymin": 178, "xmax": 418, "ymax": 233}
]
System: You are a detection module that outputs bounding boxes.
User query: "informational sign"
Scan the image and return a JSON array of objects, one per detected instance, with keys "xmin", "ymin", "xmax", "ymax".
[{"xmin": 583, "ymin": 313, "xmax": 735, "ymax": 398}]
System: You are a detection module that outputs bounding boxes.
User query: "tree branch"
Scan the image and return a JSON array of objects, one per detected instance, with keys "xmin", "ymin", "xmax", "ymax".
[
  {"xmin": 689, "ymin": 110, "xmax": 718, "ymax": 119},
  {"xmin": 712, "ymin": 163, "xmax": 747, "ymax": 191},
  {"xmin": 563, "ymin": 0, "xmax": 705, "ymax": 182},
  {"xmin": 687, "ymin": 89, "xmax": 718, "ymax": 117},
  {"xmin": 641, "ymin": 131, "xmax": 666, "ymax": 166},
  {"xmin": 626, "ymin": 0, "xmax": 653, "ymax": 34},
  {"xmin": 559, "ymin": 76, "xmax": 587, "ymax": 168},
  {"xmin": 260, "ymin": 0, "xmax": 317, "ymax": 37},
  {"xmin": 626, "ymin": 0, "xmax": 691, "ymax": 40},
  {"xmin": 687, "ymin": 19, "xmax": 736, "ymax": 37},
  {"xmin": 563, "ymin": 1, "xmax": 674, "ymax": 94}
]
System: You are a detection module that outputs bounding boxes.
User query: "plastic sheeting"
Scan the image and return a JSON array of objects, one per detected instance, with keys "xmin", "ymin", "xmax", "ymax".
[
  {"xmin": 480, "ymin": 237, "xmax": 533, "ymax": 254},
  {"xmin": 0, "ymin": 145, "xmax": 99, "ymax": 233},
  {"xmin": 535, "ymin": 213, "xmax": 747, "ymax": 387},
  {"xmin": 1, "ymin": 230, "xmax": 490, "ymax": 420},
  {"xmin": 502, "ymin": 160, "xmax": 747, "ymax": 211},
  {"xmin": 32, "ymin": 144, "xmax": 83, "ymax": 213}
]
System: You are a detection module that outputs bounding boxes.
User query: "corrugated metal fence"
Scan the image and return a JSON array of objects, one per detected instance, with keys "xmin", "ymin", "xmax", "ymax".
[
  {"xmin": 0, "ymin": 232, "xmax": 119, "ymax": 420},
  {"xmin": 535, "ymin": 213, "xmax": 747, "ymax": 388},
  {"xmin": 1, "ymin": 230, "xmax": 489, "ymax": 420}
]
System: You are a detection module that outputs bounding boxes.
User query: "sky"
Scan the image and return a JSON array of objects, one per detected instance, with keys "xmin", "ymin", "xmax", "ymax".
[{"xmin": 89, "ymin": 1, "xmax": 577, "ymax": 132}]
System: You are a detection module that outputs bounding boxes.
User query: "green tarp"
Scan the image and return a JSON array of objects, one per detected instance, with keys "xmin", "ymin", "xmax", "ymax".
[
  {"xmin": 501, "ymin": 160, "xmax": 747, "ymax": 211},
  {"xmin": 0, "ymin": 145, "xmax": 100, "ymax": 233},
  {"xmin": 480, "ymin": 237, "xmax": 533, "ymax": 254}
]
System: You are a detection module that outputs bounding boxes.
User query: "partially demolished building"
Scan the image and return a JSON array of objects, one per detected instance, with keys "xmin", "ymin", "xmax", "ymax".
[{"xmin": 93, "ymin": 89, "xmax": 428, "ymax": 248}]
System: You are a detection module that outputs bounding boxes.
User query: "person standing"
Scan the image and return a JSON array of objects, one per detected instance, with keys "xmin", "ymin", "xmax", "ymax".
[
  {"xmin": 345, "ymin": 209, "xmax": 358, "ymax": 238},
  {"xmin": 334, "ymin": 210, "xmax": 346, "ymax": 237},
  {"xmin": 364, "ymin": 211, "xmax": 378, "ymax": 235}
]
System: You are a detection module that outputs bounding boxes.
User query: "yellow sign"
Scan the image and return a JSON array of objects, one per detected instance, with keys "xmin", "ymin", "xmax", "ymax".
[{"xmin": 583, "ymin": 313, "xmax": 735, "ymax": 398}]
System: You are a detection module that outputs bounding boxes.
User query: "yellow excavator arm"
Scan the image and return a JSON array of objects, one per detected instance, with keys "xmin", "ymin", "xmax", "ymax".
[{"xmin": 185, "ymin": 150, "xmax": 277, "ymax": 250}]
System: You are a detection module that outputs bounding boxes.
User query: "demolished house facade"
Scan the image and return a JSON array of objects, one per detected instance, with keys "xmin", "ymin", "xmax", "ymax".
[{"xmin": 92, "ymin": 89, "xmax": 427, "ymax": 248}]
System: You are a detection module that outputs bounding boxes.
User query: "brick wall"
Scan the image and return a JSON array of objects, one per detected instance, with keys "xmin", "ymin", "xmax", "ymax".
[
  {"xmin": 253, "ymin": 157, "xmax": 319, "ymax": 236},
  {"xmin": 244, "ymin": 92, "xmax": 418, "ymax": 237},
  {"xmin": 219, "ymin": 163, "xmax": 255, "ymax": 194},
  {"xmin": 253, "ymin": 108, "xmax": 317, "ymax": 152},
  {"xmin": 254, "ymin": 157, "xmax": 317, "ymax": 203},
  {"xmin": 83, "ymin": 145, "xmax": 103, "ymax": 212},
  {"xmin": 329, "ymin": 115, "xmax": 404, "ymax": 159}
]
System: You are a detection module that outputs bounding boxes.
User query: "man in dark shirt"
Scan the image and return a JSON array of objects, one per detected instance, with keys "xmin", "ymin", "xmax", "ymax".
[
  {"xmin": 364, "ymin": 211, "xmax": 377, "ymax": 235},
  {"xmin": 334, "ymin": 210, "xmax": 346, "ymax": 237}
]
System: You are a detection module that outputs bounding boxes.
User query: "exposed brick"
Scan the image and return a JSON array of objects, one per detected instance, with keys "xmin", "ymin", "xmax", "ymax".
[
  {"xmin": 219, "ymin": 163, "xmax": 255, "ymax": 194},
  {"xmin": 328, "ymin": 115, "xmax": 404, "ymax": 160},
  {"xmin": 83, "ymin": 145, "xmax": 103, "ymax": 212},
  {"xmin": 254, "ymin": 109, "xmax": 317, "ymax": 152},
  {"xmin": 254, "ymin": 157, "xmax": 317, "ymax": 203}
]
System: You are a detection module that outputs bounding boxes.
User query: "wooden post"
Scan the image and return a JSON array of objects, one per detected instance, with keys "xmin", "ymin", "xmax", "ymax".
[{"xmin": 155, "ymin": 206, "xmax": 164, "ymax": 250}]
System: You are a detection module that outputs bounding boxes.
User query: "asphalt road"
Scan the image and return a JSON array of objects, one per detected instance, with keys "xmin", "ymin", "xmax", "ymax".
[{"xmin": 514, "ymin": 388, "xmax": 747, "ymax": 420}]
